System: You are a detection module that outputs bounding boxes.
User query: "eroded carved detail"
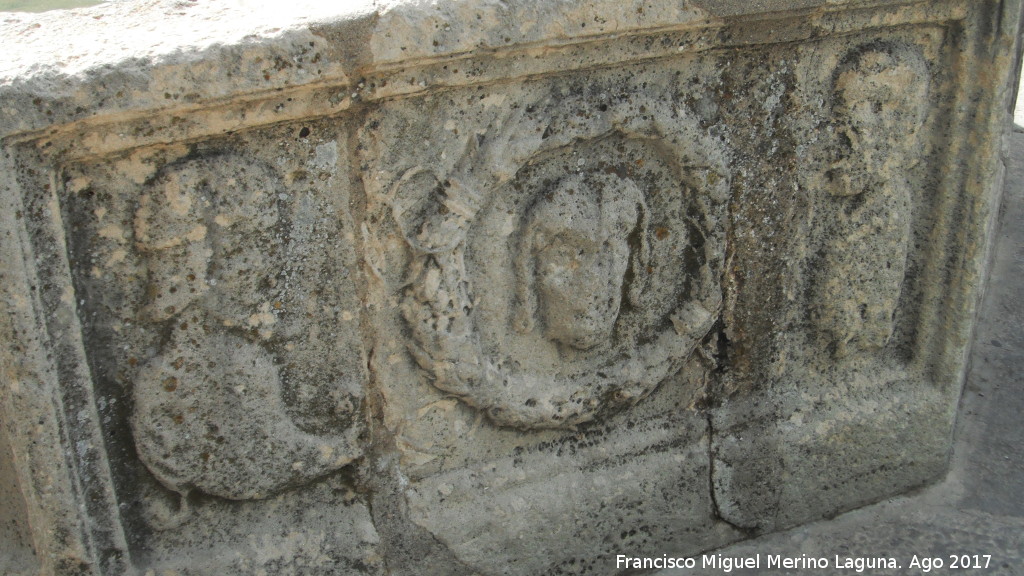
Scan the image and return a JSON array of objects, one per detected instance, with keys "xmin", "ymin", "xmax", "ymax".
[
  {"xmin": 514, "ymin": 171, "xmax": 648, "ymax": 351},
  {"xmin": 811, "ymin": 42, "xmax": 930, "ymax": 357},
  {"xmin": 130, "ymin": 155, "xmax": 360, "ymax": 501},
  {"xmin": 387, "ymin": 103, "xmax": 727, "ymax": 430}
]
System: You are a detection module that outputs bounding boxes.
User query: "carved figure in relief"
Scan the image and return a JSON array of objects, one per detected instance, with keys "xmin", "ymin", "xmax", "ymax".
[
  {"xmin": 513, "ymin": 172, "xmax": 649, "ymax": 351},
  {"xmin": 130, "ymin": 156, "xmax": 359, "ymax": 502},
  {"xmin": 394, "ymin": 106, "xmax": 724, "ymax": 430},
  {"xmin": 811, "ymin": 42, "xmax": 930, "ymax": 357}
]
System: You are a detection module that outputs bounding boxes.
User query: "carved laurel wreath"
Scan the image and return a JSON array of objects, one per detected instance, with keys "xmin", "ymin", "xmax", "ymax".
[{"xmin": 392, "ymin": 98, "xmax": 729, "ymax": 430}]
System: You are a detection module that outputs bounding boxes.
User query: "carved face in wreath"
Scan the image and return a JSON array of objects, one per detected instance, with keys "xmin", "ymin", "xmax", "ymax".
[
  {"xmin": 520, "ymin": 173, "xmax": 646, "ymax": 351},
  {"xmin": 393, "ymin": 130, "xmax": 721, "ymax": 430}
]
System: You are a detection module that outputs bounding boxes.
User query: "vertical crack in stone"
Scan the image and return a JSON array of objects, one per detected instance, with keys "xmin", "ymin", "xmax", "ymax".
[
  {"xmin": 362, "ymin": 342, "xmax": 476, "ymax": 576},
  {"xmin": 705, "ymin": 160, "xmax": 752, "ymax": 535},
  {"xmin": 705, "ymin": 408, "xmax": 749, "ymax": 535}
]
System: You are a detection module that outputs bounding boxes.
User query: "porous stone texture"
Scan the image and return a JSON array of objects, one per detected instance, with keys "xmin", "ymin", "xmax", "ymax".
[{"xmin": 1, "ymin": 1, "xmax": 1021, "ymax": 575}]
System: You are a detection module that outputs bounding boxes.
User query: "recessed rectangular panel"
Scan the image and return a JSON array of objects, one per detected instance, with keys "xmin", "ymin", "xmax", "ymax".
[{"xmin": 58, "ymin": 121, "xmax": 381, "ymax": 574}]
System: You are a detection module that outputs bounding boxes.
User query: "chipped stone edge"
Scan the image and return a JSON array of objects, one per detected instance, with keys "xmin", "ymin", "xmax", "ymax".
[{"xmin": 2, "ymin": 0, "xmax": 943, "ymax": 152}]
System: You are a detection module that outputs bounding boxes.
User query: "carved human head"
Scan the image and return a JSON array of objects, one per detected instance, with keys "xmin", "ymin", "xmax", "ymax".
[
  {"xmin": 829, "ymin": 42, "xmax": 931, "ymax": 195},
  {"xmin": 135, "ymin": 156, "xmax": 285, "ymax": 325},
  {"xmin": 517, "ymin": 172, "xmax": 648, "ymax": 351}
]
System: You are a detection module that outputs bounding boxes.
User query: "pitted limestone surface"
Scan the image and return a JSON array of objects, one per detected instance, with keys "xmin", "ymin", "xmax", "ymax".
[
  {"xmin": 366, "ymin": 85, "xmax": 728, "ymax": 431},
  {"xmin": 0, "ymin": 1, "xmax": 1020, "ymax": 575}
]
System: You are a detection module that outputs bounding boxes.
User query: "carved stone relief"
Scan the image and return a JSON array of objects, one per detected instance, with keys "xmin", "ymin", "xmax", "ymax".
[
  {"xmin": 353, "ymin": 72, "xmax": 734, "ymax": 572},
  {"xmin": 376, "ymin": 90, "xmax": 727, "ymax": 431},
  {"xmin": 50, "ymin": 131, "xmax": 383, "ymax": 570},
  {"xmin": 809, "ymin": 42, "xmax": 931, "ymax": 357},
  {"xmin": 129, "ymin": 155, "xmax": 362, "ymax": 501},
  {"xmin": 57, "ymin": 127, "xmax": 371, "ymax": 543},
  {"xmin": 710, "ymin": 31, "xmax": 949, "ymax": 534},
  {"xmin": 3, "ymin": 0, "xmax": 1017, "ymax": 572}
]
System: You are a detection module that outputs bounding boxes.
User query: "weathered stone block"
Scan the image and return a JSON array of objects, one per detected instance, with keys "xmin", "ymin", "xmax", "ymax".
[{"xmin": 1, "ymin": 1, "xmax": 1020, "ymax": 574}]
